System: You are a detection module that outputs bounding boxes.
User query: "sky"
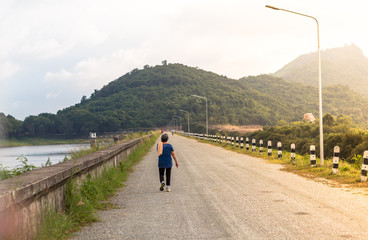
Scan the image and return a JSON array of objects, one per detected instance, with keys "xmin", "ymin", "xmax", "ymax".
[{"xmin": 1, "ymin": 0, "xmax": 368, "ymax": 120}]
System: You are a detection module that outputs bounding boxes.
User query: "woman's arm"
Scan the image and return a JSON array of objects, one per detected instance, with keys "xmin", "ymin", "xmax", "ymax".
[{"xmin": 171, "ymin": 151, "xmax": 178, "ymax": 168}]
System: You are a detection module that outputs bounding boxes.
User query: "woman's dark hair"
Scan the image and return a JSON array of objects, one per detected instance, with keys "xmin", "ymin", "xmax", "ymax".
[{"xmin": 161, "ymin": 133, "xmax": 169, "ymax": 142}]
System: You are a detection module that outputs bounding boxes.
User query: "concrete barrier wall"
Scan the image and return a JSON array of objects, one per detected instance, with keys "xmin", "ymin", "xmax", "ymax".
[{"xmin": 0, "ymin": 135, "xmax": 152, "ymax": 239}]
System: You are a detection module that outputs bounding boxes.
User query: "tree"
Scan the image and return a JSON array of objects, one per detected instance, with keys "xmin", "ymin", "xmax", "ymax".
[
  {"xmin": 0, "ymin": 113, "xmax": 7, "ymax": 138},
  {"xmin": 81, "ymin": 96, "xmax": 87, "ymax": 103},
  {"xmin": 323, "ymin": 113, "xmax": 335, "ymax": 126},
  {"xmin": 90, "ymin": 89, "xmax": 99, "ymax": 99},
  {"xmin": 5, "ymin": 114, "xmax": 22, "ymax": 137}
]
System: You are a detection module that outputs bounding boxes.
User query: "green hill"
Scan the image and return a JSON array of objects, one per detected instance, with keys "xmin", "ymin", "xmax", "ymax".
[
  {"xmin": 3, "ymin": 63, "xmax": 368, "ymax": 137},
  {"xmin": 240, "ymin": 75, "xmax": 368, "ymax": 124},
  {"xmin": 274, "ymin": 44, "xmax": 368, "ymax": 97}
]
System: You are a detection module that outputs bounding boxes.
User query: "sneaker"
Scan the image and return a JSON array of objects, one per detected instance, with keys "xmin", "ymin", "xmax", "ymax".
[
  {"xmin": 166, "ymin": 186, "xmax": 171, "ymax": 192},
  {"xmin": 160, "ymin": 182, "xmax": 165, "ymax": 191}
]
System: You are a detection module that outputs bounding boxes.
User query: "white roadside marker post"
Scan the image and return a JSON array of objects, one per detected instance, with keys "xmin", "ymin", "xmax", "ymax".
[
  {"xmin": 277, "ymin": 142, "xmax": 282, "ymax": 159},
  {"xmin": 291, "ymin": 143, "xmax": 296, "ymax": 163},
  {"xmin": 252, "ymin": 139, "xmax": 256, "ymax": 152},
  {"xmin": 310, "ymin": 145, "xmax": 316, "ymax": 167},
  {"xmin": 332, "ymin": 146, "xmax": 340, "ymax": 174},
  {"xmin": 361, "ymin": 151, "xmax": 368, "ymax": 182},
  {"xmin": 259, "ymin": 140, "xmax": 263, "ymax": 155},
  {"xmin": 268, "ymin": 141, "xmax": 272, "ymax": 157}
]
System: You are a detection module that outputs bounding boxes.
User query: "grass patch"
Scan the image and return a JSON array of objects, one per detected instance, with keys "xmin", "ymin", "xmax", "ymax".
[
  {"xmin": 0, "ymin": 155, "xmax": 39, "ymax": 181},
  {"xmin": 35, "ymin": 132, "xmax": 159, "ymax": 240},
  {"xmin": 0, "ymin": 167, "xmax": 12, "ymax": 181}
]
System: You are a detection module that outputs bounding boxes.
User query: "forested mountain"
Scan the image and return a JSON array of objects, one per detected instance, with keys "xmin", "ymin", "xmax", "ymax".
[
  {"xmin": 241, "ymin": 76, "xmax": 368, "ymax": 125},
  {"xmin": 274, "ymin": 44, "xmax": 368, "ymax": 97},
  {"xmin": 2, "ymin": 63, "xmax": 368, "ymax": 138}
]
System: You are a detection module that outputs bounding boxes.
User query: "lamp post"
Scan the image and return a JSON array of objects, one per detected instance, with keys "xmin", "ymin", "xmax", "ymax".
[
  {"xmin": 179, "ymin": 109, "xmax": 190, "ymax": 133},
  {"xmin": 191, "ymin": 95, "xmax": 208, "ymax": 135},
  {"xmin": 171, "ymin": 119, "xmax": 177, "ymax": 130},
  {"xmin": 168, "ymin": 121, "xmax": 173, "ymax": 131},
  {"xmin": 173, "ymin": 115, "xmax": 182, "ymax": 131},
  {"xmin": 265, "ymin": 5, "xmax": 324, "ymax": 165}
]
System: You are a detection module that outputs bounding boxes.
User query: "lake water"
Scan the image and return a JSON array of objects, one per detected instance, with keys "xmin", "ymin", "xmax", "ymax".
[{"xmin": 0, "ymin": 144, "xmax": 90, "ymax": 169}]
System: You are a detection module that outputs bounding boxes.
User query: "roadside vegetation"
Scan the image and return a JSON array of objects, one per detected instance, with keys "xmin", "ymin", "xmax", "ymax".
[
  {"xmin": 188, "ymin": 114, "xmax": 368, "ymax": 188},
  {"xmin": 233, "ymin": 145, "xmax": 363, "ymax": 186},
  {"xmin": 196, "ymin": 134, "xmax": 365, "ymax": 188},
  {"xmin": 245, "ymin": 113, "xmax": 367, "ymax": 162},
  {"xmin": 0, "ymin": 156, "xmax": 39, "ymax": 181},
  {"xmin": 35, "ymin": 132, "xmax": 159, "ymax": 240}
]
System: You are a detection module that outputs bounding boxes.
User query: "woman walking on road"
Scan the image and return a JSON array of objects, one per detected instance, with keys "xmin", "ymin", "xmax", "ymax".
[{"xmin": 157, "ymin": 133, "xmax": 178, "ymax": 192}]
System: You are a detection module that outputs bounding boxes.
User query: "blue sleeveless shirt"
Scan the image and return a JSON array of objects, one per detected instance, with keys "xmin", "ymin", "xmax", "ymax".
[{"xmin": 158, "ymin": 143, "xmax": 174, "ymax": 168}]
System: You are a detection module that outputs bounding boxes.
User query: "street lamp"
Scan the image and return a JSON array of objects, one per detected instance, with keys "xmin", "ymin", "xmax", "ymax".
[
  {"xmin": 191, "ymin": 94, "xmax": 208, "ymax": 135},
  {"xmin": 179, "ymin": 109, "xmax": 190, "ymax": 133},
  {"xmin": 265, "ymin": 5, "xmax": 324, "ymax": 165},
  {"xmin": 168, "ymin": 121, "xmax": 174, "ymax": 131},
  {"xmin": 171, "ymin": 119, "xmax": 177, "ymax": 130},
  {"xmin": 173, "ymin": 115, "xmax": 182, "ymax": 131}
]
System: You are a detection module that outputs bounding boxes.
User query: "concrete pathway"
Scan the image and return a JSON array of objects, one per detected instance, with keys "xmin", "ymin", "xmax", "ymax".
[{"xmin": 73, "ymin": 134, "xmax": 368, "ymax": 240}]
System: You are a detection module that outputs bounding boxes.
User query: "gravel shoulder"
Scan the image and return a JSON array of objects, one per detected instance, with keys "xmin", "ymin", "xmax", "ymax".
[{"xmin": 73, "ymin": 134, "xmax": 368, "ymax": 240}]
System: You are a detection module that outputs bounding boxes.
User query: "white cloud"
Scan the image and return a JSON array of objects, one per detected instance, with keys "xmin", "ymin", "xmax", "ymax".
[
  {"xmin": 0, "ymin": 61, "xmax": 20, "ymax": 81},
  {"xmin": 0, "ymin": 1, "xmax": 110, "ymax": 61},
  {"xmin": 46, "ymin": 91, "xmax": 61, "ymax": 99},
  {"xmin": 44, "ymin": 47, "xmax": 152, "ymax": 94},
  {"xmin": 18, "ymin": 38, "xmax": 67, "ymax": 60},
  {"xmin": 45, "ymin": 69, "xmax": 72, "ymax": 82}
]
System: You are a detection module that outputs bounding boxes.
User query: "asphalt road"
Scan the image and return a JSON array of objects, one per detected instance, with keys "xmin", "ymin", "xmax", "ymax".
[{"xmin": 73, "ymin": 134, "xmax": 368, "ymax": 240}]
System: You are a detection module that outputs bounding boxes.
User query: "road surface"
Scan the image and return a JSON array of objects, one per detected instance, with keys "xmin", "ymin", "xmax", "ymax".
[{"xmin": 73, "ymin": 134, "xmax": 368, "ymax": 240}]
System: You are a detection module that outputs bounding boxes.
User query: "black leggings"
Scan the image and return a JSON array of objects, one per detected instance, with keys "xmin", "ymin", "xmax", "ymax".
[{"xmin": 159, "ymin": 168, "xmax": 172, "ymax": 186}]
